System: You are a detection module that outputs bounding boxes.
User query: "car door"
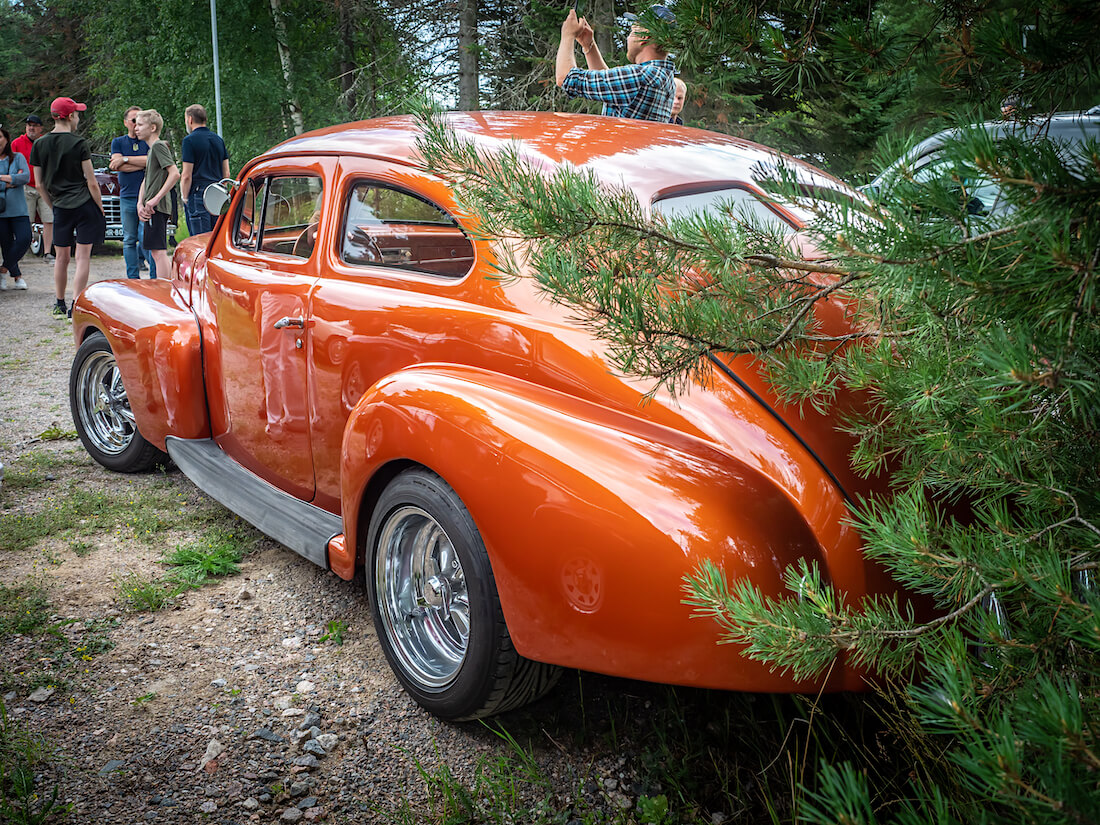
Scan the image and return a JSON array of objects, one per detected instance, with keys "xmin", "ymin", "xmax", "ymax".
[
  {"xmin": 199, "ymin": 157, "xmax": 333, "ymax": 501},
  {"xmin": 304, "ymin": 158, "xmax": 490, "ymax": 511}
]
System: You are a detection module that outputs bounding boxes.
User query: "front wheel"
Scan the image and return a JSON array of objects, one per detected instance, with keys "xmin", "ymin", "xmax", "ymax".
[
  {"xmin": 29, "ymin": 225, "xmax": 43, "ymax": 256},
  {"xmin": 70, "ymin": 332, "xmax": 165, "ymax": 473},
  {"xmin": 367, "ymin": 468, "xmax": 560, "ymax": 720}
]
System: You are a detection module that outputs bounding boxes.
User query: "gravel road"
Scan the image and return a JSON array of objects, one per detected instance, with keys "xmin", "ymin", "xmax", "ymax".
[{"xmin": 0, "ymin": 250, "xmax": 720, "ymax": 825}]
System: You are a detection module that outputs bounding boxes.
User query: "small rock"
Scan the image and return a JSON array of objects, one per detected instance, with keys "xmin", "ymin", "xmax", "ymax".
[
  {"xmin": 308, "ymin": 726, "xmax": 322, "ymax": 739},
  {"xmin": 295, "ymin": 680, "xmax": 315, "ymax": 694},
  {"xmin": 3, "ymin": 691, "xmax": 15, "ymax": 702},
  {"xmin": 249, "ymin": 728, "xmax": 284, "ymax": 743},
  {"xmin": 242, "ymin": 797, "xmax": 260, "ymax": 811},
  {"xmin": 28, "ymin": 687, "xmax": 55, "ymax": 703},
  {"xmin": 292, "ymin": 754, "xmax": 319, "ymax": 769},
  {"xmin": 237, "ymin": 586, "xmax": 253, "ymax": 601},
  {"xmin": 280, "ymin": 808, "xmax": 303, "ymax": 822},
  {"xmin": 281, "ymin": 637, "xmax": 302, "ymax": 649},
  {"xmin": 210, "ymin": 678, "xmax": 227, "ymax": 688},
  {"xmin": 609, "ymin": 791, "xmax": 632, "ymax": 810},
  {"xmin": 289, "ymin": 780, "xmax": 311, "ymax": 797},
  {"xmin": 99, "ymin": 759, "xmax": 126, "ymax": 776},
  {"xmin": 303, "ymin": 810, "xmax": 324, "ymax": 822},
  {"xmin": 282, "ymin": 708, "xmax": 305, "ymax": 717},
  {"xmin": 144, "ymin": 812, "xmax": 157, "ymax": 821},
  {"xmin": 297, "ymin": 796, "xmax": 317, "ymax": 809},
  {"xmin": 274, "ymin": 696, "xmax": 294, "ymax": 710},
  {"xmin": 258, "ymin": 793, "xmax": 273, "ymax": 803},
  {"xmin": 711, "ymin": 813, "xmax": 725, "ymax": 825},
  {"xmin": 200, "ymin": 739, "xmax": 225, "ymax": 767},
  {"xmin": 302, "ymin": 740, "xmax": 326, "ymax": 757},
  {"xmin": 199, "ymin": 800, "xmax": 217, "ymax": 813},
  {"xmin": 300, "ymin": 712, "xmax": 321, "ymax": 730},
  {"xmin": 314, "ymin": 733, "xmax": 338, "ymax": 752}
]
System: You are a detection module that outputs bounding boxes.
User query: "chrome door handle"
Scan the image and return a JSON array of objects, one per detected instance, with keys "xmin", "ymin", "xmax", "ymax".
[{"xmin": 273, "ymin": 316, "xmax": 305, "ymax": 330}]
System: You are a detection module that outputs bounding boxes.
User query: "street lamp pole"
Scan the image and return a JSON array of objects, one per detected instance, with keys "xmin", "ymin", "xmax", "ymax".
[{"xmin": 211, "ymin": 0, "xmax": 224, "ymax": 136}]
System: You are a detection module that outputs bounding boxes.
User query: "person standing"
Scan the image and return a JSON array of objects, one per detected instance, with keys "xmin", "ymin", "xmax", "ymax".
[
  {"xmin": 0, "ymin": 127, "xmax": 32, "ymax": 291},
  {"xmin": 29, "ymin": 97, "xmax": 105, "ymax": 318},
  {"xmin": 134, "ymin": 110, "xmax": 180, "ymax": 282},
  {"xmin": 179, "ymin": 104, "xmax": 229, "ymax": 236},
  {"xmin": 10, "ymin": 115, "xmax": 53, "ymax": 263},
  {"xmin": 555, "ymin": 5, "xmax": 677, "ymax": 123},
  {"xmin": 109, "ymin": 106, "xmax": 157, "ymax": 279}
]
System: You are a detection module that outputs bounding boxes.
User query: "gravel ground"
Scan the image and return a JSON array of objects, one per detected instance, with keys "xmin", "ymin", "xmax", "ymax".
[{"xmin": 0, "ymin": 250, "xmax": 724, "ymax": 825}]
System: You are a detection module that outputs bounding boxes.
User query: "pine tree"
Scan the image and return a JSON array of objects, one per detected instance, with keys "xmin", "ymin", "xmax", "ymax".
[{"xmin": 417, "ymin": 1, "xmax": 1100, "ymax": 820}]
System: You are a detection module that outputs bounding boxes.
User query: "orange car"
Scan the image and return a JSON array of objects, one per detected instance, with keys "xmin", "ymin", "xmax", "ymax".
[{"xmin": 70, "ymin": 112, "xmax": 896, "ymax": 720}]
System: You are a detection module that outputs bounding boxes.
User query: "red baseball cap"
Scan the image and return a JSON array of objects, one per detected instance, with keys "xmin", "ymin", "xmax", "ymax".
[{"xmin": 50, "ymin": 97, "xmax": 87, "ymax": 119}]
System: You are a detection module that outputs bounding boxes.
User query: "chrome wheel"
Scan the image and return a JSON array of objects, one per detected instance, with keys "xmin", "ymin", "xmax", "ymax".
[
  {"xmin": 375, "ymin": 505, "xmax": 471, "ymax": 688},
  {"xmin": 74, "ymin": 349, "xmax": 137, "ymax": 456}
]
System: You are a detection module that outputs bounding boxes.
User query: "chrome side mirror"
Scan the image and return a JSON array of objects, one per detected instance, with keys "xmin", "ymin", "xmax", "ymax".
[{"xmin": 203, "ymin": 179, "xmax": 236, "ymax": 216}]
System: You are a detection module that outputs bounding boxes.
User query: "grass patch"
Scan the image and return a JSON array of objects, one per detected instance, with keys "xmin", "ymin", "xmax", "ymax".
[
  {"xmin": 0, "ymin": 696, "xmax": 67, "ymax": 824},
  {"xmin": 0, "ymin": 582, "xmax": 116, "ymax": 694},
  {"xmin": 389, "ymin": 676, "xmax": 922, "ymax": 825},
  {"xmin": 163, "ymin": 528, "xmax": 253, "ymax": 589},
  {"xmin": 115, "ymin": 573, "xmax": 183, "ymax": 613},
  {"xmin": 0, "ymin": 453, "xmax": 67, "ymax": 497}
]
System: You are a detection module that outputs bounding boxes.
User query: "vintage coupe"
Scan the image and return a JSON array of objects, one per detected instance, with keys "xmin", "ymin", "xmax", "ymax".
[{"xmin": 70, "ymin": 112, "xmax": 897, "ymax": 720}]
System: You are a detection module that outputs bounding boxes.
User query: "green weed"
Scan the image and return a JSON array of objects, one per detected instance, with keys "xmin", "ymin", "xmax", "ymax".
[
  {"xmin": 0, "ymin": 585, "xmax": 52, "ymax": 638},
  {"xmin": 163, "ymin": 528, "xmax": 252, "ymax": 589},
  {"xmin": 68, "ymin": 540, "xmax": 95, "ymax": 557},
  {"xmin": 115, "ymin": 573, "xmax": 182, "ymax": 613},
  {"xmin": 318, "ymin": 619, "xmax": 348, "ymax": 645},
  {"xmin": 36, "ymin": 425, "xmax": 77, "ymax": 442},
  {"xmin": 0, "ymin": 696, "xmax": 67, "ymax": 824}
]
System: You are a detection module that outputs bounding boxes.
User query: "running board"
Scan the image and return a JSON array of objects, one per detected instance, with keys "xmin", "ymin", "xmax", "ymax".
[{"xmin": 165, "ymin": 436, "xmax": 341, "ymax": 569}]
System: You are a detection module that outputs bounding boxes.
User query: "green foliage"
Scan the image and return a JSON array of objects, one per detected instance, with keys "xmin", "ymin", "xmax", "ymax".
[
  {"xmin": 0, "ymin": 697, "xmax": 66, "ymax": 825},
  {"xmin": 416, "ymin": 3, "xmax": 1100, "ymax": 819},
  {"xmin": 115, "ymin": 572, "xmax": 182, "ymax": 612},
  {"xmin": 318, "ymin": 619, "xmax": 348, "ymax": 646},
  {"xmin": 162, "ymin": 528, "xmax": 252, "ymax": 589}
]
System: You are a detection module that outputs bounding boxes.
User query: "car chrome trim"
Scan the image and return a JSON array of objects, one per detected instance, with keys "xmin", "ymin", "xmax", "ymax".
[
  {"xmin": 706, "ymin": 353, "xmax": 853, "ymax": 504},
  {"xmin": 165, "ymin": 436, "xmax": 341, "ymax": 568}
]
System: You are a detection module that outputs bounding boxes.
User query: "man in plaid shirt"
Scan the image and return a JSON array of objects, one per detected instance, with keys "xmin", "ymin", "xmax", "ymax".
[{"xmin": 556, "ymin": 6, "xmax": 677, "ymax": 123}]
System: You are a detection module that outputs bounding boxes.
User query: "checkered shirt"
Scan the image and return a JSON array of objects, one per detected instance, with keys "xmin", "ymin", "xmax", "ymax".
[{"xmin": 561, "ymin": 58, "xmax": 677, "ymax": 122}]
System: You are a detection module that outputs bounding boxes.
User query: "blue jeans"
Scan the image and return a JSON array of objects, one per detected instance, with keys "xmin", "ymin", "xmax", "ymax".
[
  {"xmin": 121, "ymin": 196, "xmax": 156, "ymax": 279},
  {"xmin": 185, "ymin": 189, "xmax": 214, "ymax": 236},
  {"xmin": 0, "ymin": 215, "xmax": 31, "ymax": 278}
]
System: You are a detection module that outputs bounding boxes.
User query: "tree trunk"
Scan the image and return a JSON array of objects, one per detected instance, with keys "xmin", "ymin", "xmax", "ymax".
[
  {"xmin": 269, "ymin": 0, "xmax": 305, "ymax": 134},
  {"xmin": 593, "ymin": 0, "xmax": 614, "ymax": 59},
  {"xmin": 457, "ymin": 0, "xmax": 479, "ymax": 110}
]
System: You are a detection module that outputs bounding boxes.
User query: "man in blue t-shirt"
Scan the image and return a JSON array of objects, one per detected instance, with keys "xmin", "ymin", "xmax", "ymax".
[
  {"xmin": 180, "ymin": 104, "xmax": 229, "ymax": 236},
  {"xmin": 109, "ymin": 106, "xmax": 156, "ymax": 279}
]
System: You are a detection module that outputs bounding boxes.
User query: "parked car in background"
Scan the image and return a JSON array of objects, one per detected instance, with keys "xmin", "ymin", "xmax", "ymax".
[
  {"xmin": 68, "ymin": 112, "xmax": 911, "ymax": 721},
  {"xmin": 864, "ymin": 106, "xmax": 1100, "ymax": 217},
  {"xmin": 30, "ymin": 153, "xmax": 176, "ymax": 255}
]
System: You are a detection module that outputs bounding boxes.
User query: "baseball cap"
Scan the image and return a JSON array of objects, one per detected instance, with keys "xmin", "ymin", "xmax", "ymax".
[
  {"xmin": 24, "ymin": 115, "xmax": 43, "ymax": 125},
  {"xmin": 623, "ymin": 4, "xmax": 676, "ymax": 25},
  {"xmin": 50, "ymin": 97, "xmax": 87, "ymax": 118}
]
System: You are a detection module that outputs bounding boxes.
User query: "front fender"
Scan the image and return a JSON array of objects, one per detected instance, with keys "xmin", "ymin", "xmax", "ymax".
[
  {"xmin": 341, "ymin": 364, "xmax": 867, "ymax": 692},
  {"xmin": 73, "ymin": 280, "xmax": 210, "ymax": 449}
]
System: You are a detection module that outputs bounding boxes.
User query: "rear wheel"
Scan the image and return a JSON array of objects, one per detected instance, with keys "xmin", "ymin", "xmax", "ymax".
[
  {"xmin": 29, "ymin": 225, "xmax": 43, "ymax": 256},
  {"xmin": 367, "ymin": 468, "xmax": 560, "ymax": 720},
  {"xmin": 70, "ymin": 332, "xmax": 164, "ymax": 473}
]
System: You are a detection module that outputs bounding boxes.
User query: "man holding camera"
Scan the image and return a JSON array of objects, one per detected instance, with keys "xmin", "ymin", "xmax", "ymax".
[{"xmin": 555, "ymin": 4, "xmax": 677, "ymax": 123}]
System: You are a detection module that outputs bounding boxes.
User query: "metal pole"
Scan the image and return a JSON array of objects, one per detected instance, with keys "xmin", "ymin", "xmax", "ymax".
[{"xmin": 211, "ymin": 0, "xmax": 224, "ymax": 136}]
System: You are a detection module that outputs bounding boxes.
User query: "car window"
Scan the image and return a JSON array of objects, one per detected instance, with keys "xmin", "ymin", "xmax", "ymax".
[
  {"xmin": 341, "ymin": 182, "xmax": 474, "ymax": 277},
  {"xmin": 232, "ymin": 175, "xmax": 324, "ymax": 258},
  {"xmin": 652, "ymin": 186, "xmax": 799, "ymax": 234},
  {"xmin": 913, "ymin": 154, "xmax": 1001, "ymax": 216}
]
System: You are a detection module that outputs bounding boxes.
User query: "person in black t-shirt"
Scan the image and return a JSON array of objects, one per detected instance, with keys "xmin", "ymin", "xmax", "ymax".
[
  {"xmin": 180, "ymin": 104, "xmax": 229, "ymax": 236},
  {"xmin": 29, "ymin": 96, "xmax": 105, "ymax": 318}
]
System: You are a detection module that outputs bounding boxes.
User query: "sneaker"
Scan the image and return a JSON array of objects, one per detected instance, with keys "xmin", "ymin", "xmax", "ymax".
[
  {"xmin": 13, "ymin": 277, "xmax": 27, "ymax": 290},
  {"xmin": 51, "ymin": 301, "xmax": 67, "ymax": 318},
  {"xmin": 0, "ymin": 274, "xmax": 7, "ymax": 291},
  {"xmin": 44, "ymin": 253, "xmax": 55, "ymax": 264},
  {"xmin": 67, "ymin": 303, "xmax": 73, "ymax": 320}
]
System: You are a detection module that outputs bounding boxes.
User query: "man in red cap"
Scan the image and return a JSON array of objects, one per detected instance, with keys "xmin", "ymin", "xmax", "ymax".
[{"xmin": 29, "ymin": 97, "xmax": 105, "ymax": 318}]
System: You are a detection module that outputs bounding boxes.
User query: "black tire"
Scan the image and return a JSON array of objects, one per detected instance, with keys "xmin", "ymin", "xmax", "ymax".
[
  {"xmin": 367, "ymin": 468, "xmax": 561, "ymax": 720},
  {"xmin": 69, "ymin": 332, "xmax": 165, "ymax": 473}
]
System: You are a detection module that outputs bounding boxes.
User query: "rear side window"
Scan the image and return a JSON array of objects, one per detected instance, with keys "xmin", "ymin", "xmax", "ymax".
[{"xmin": 341, "ymin": 182, "xmax": 474, "ymax": 277}]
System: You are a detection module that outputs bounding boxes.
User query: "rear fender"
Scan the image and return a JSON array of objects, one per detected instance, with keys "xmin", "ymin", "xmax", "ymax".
[
  {"xmin": 340, "ymin": 364, "xmax": 866, "ymax": 692},
  {"xmin": 72, "ymin": 280, "xmax": 210, "ymax": 449}
]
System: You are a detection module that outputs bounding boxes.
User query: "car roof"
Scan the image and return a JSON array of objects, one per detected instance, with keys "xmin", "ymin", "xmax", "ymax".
[
  {"xmin": 872, "ymin": 110, "xmax": 1100, "ymax": 186},
  {"xmin": 255, "ymin": 111, "xmax": 849, "ymax": 204}
]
